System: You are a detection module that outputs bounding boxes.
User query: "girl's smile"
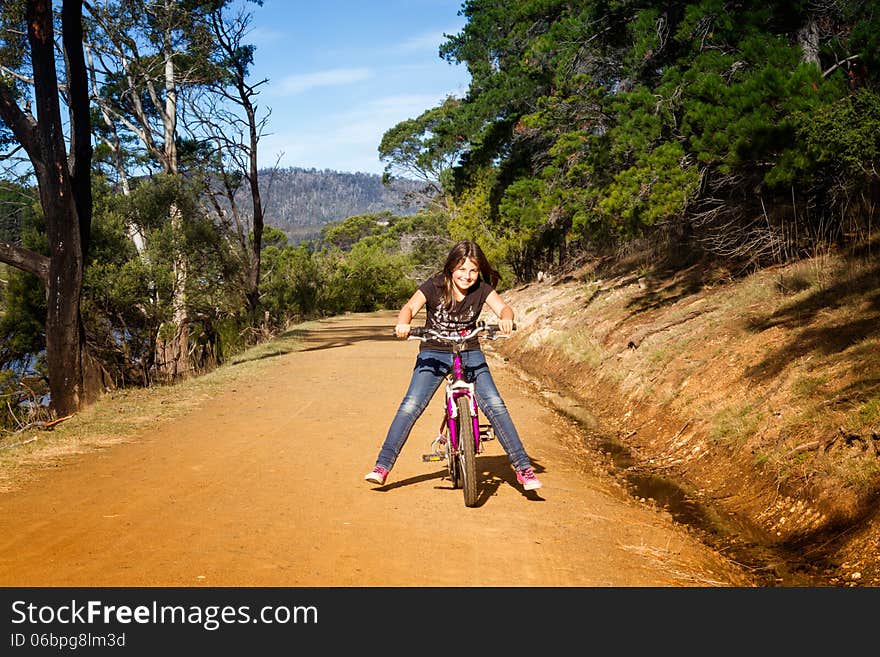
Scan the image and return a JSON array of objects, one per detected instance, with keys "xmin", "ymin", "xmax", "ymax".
[{"xmin": 452, "ymin": 258, "xmax": 480, "ymax": 297}]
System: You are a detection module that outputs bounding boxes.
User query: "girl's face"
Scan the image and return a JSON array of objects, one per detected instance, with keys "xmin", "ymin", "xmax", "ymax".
[{"xmin": 451, "ymin": 257, "xmax": 480, "ymax": 295}]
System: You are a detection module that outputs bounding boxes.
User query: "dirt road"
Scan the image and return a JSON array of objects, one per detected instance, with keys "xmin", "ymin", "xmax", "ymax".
[{"xmin": 0, "ymin": 312, "xmax": 755, "ymax": 587}]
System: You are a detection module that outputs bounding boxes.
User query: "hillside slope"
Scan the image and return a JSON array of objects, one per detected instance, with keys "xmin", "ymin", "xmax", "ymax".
[
  {"xmin": 256, "ymin": 167, "xmax": 420, "ymax": 242},
  {"xmin": 495, "ymin": 243, "xmax": 880, "ymax": 587}
]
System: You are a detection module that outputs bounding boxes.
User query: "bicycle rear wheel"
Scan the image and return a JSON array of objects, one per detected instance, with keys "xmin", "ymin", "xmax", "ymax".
[{"xmin": 456, "ymin": 395, "xmax": 478, "ymax": 507}]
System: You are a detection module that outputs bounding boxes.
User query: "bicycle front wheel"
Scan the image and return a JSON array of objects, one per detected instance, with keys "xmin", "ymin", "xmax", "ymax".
[{"xmin": 456, "ymin": 395, "xmax": 478, "ymax": 507}]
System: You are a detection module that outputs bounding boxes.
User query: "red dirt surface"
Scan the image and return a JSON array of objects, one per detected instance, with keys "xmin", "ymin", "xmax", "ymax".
[{"xmin": 0, "ymin": 312, "xmax": 754, "ymax": 587}]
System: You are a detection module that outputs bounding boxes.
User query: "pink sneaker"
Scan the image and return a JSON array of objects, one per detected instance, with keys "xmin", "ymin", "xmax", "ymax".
[
  {"xmin": 516, "ymin": 467, "xmax": 542, "ymax": 491},
  {"xmin": 365, "ymin": 465, "xmax": 389, "ymax": 485}
]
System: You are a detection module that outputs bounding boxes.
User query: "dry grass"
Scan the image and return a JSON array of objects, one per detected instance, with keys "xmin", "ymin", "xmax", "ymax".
[{"xmin": 501, "ymin": 231, "xmax": 880, "ymax": 581}]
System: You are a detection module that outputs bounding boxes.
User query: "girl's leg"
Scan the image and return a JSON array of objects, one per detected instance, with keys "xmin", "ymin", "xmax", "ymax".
[
  {"xmin": 374, "ymin": 351, "xmax": 450, "ymax": 471},
  {"xmin": 465, "ymin": 351, "xmax": 533, "ymax": 472}
]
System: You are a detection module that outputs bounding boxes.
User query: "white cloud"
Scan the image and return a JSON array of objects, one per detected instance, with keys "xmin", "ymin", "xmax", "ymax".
[
  {"xmin": 394, "ymin": 30, "xmax": 454, "ymax": 54},
  {"xmin": 250, "ymin": 26, "xmax": 283, "ymax": 44},
  {"xmin": 259, "ymin": 92, "xmax": 452, "ymax": 174},
  {"xmin": 366, "ymin": 93, "xmax": 452, "ymax": 117},
  {"xmin": 276, "ymin": 67, "xmax": 374, "ymax": 95}
]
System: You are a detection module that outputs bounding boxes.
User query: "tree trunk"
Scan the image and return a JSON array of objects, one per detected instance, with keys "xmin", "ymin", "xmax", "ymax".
[
  {"xmin": 0, "ymin": 0, "xmax": 102, "ymax": 415},
  {"xmin": 0, "ymin": 0, "xmax": 92, "ymax": 417},
  {"xmin": 158, "ymin": 9, "xmax": 190, "ymax": 379},
  {"xmin": 32, "ymin": 0, "xmax": 83, "ymax": 417},
  {"xmin": 245, "ymin": 94, "xmax": 264, "ymax": 323},
  {"xmin": 798, "ymin": 18, "xmax": 820, "ymax": 68},
  {"xmin": 155, "ymin": 201, "xmax": 191, "ymax": 380},
  {"xmin": 63, "ymin": 0, "xmax": 93, "ymax": 262}
]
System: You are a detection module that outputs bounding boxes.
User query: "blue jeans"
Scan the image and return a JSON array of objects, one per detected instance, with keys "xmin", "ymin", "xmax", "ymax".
[{"xmin": 375, "ymin": 349, "xmax": 533, "ymax": 472}]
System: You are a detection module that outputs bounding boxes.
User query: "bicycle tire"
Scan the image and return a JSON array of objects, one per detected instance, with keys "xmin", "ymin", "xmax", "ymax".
[{"xmin": 456, "ymin": 395, "xmax": 478, "ymax": 507}]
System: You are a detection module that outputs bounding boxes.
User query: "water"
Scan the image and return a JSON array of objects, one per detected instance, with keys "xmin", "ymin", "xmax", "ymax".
[{"xmin": 1, "ymin": 355, "xmax": 51, "ymax": 410}]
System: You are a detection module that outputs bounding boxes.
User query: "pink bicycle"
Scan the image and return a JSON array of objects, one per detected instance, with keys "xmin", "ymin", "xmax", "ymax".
[{"xmin": 408, "ymin": 322, "xmax": 512, "ymax": 507}]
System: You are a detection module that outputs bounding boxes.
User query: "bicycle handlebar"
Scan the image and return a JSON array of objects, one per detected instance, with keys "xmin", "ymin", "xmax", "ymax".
[{"xmin": 401, "ymin": 322, "xmax": 516, "ymax": 342}]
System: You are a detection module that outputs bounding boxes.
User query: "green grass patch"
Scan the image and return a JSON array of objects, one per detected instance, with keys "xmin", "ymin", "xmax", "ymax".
[
  {"xmin": 547, "ymin": 328, "xmax": 605, "ymax": 366},
  {"xmin": 791, "ymin": 374, "xmax": 830, "ymax": 399},
  {"xmin": 709, "ymin": 402, "xmax": 763, "ymax": 451},
  {"xmin": 857, "ymin": 396, "xmax": 880, "ymax": 425}
]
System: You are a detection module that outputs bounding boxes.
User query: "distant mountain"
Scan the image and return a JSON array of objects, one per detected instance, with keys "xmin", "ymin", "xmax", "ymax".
[{"xmin": 257, "ymin": 167, "xmax": 422, "ymax": 243}]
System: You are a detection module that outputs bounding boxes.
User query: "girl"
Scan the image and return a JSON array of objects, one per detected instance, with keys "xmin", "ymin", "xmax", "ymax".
[{"xmin": 364, "ymin": 240, "xmax": 542, "ymax": 491}]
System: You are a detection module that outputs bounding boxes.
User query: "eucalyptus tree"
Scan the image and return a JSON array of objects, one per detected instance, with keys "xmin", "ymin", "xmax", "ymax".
[
  {"xmin": 185, "ymin": 0, "xmax": 271, "ymax": 327},
  {"xmin": 378, "ymin": 96, "xmax": 465, "ymax": 212},
  {"xmin": 82, "ymin": 0, "xmax": 220, "ymax": 175},
  {"xmin": 0, "ymin": 0, "xmax": 93, "ymax": 416},
  {"xmin": 82, "ymin": 0, "xmax": 229, "ymax": 379}
]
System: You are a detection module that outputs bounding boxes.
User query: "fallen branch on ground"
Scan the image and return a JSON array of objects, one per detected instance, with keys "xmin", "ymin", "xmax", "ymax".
[
  {"xmin": 784, "ymin": 427, "xmax": 879, "ymax": 459},
  {"xmin": 0, "ymin": 436, "xmax": 39, "ymax": 451},
  {"xmin": 12, "ymin": 414, "xmax": 74, "ymax": 434}
]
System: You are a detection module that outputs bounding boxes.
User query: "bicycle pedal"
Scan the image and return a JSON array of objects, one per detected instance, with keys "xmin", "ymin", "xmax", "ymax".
[{"xmin": 422, "ymin": 454, "xmax": 444, "ymax": 462}]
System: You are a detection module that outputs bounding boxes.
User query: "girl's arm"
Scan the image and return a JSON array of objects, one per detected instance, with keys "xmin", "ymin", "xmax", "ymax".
[
  {"xmin": 485, "ymin": 290, "xmax": 515, "ymax": 334},
  {"xmin": 395, "ymin": 289, "xmax": 427, "ymax": 338}
]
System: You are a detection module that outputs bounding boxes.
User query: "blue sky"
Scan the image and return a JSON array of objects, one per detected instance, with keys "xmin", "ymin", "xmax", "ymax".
[{"xmin": 247, "ymin": 1, "xmax": 471, "ymax": 175}]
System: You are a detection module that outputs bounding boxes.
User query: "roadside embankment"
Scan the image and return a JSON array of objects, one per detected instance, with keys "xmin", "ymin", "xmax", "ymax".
[{"xmin": 495, "ymin": 251, "xmax": 880, "ymax": 587}]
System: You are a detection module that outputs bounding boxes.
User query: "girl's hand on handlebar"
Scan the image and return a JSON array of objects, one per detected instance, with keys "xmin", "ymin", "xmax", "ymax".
[
  {"xmin": 395, "ymin": 323, "xmax": 411, "ymax": 339},
  {"xmin": 497, "ymin": 318, "xmax": 514, "ymax": 335}
]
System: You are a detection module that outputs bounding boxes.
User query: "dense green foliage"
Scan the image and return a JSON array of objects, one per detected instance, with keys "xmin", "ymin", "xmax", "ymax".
[
  {"xmin": 0, "ymin": 191, "xmax": 47, "ymax": 428},
  {"xmin": 379, "ymin": 0, "xmax": 880, "ymax": 276}
]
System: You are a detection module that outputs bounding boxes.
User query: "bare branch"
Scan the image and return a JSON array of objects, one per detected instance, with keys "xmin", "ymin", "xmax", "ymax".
[
  {"xmin": 0, "ymin": 238, "xmax": 50, "ymax": 284},
  {"xmin": 822, "ymin": 54, "xmax": 860, "ymax": 78}
]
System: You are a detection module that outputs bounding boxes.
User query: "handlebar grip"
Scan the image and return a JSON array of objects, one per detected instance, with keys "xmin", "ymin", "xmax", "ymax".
[
  {"xmin": 483, "ymin": 323, "xmax": 517, "ymax": 332},
  {"xmin": 391, "ymin": 326, "xmax": 426, "ymax": 339}
]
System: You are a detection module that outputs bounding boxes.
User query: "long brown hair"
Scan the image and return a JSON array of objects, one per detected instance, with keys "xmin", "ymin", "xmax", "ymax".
[{"xmin": 440, "ymin": 240, "xmax": 500, "ymax": 307}]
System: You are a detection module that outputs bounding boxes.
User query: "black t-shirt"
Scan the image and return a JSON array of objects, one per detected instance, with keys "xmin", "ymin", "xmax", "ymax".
[{"xmin": 418, "ymin": 273, "xmax": 493, "ymax": 352}]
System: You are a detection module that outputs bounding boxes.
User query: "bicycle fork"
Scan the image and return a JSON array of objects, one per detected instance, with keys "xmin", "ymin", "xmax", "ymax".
[{"xmin": 448, "ymin": 381, "xmax": 479, "ymax": 453}]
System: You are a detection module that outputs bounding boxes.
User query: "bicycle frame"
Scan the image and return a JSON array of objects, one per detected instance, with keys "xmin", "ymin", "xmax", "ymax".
[{"xmin": 445, "ymin": 346, "xmax": 480, "ymax": 457}]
